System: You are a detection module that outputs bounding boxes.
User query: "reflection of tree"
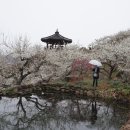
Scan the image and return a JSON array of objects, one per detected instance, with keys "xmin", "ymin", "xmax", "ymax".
[
  {"xmin": 0, "ymin": 95, "xmax": 129, "ymax": 130},
  {"xmin": 15, "ymin": 96, "xmax": 53, "ymax": 130},
  {"xmin": 66, "ymin": 96, "xmax": 98, "ymax": 124},
  {"xmin": 17, "ymin": 96, "xmax": 26, "ymax": 115},
  {"xmin": 68, "ymin": 98, "xmax": 91, "ymax": 122}
]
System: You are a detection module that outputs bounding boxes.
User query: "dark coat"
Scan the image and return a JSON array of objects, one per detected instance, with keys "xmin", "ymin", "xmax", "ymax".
[{"xmin": 93, "ymin": 66, "xmax": 100, "ymax": 79}]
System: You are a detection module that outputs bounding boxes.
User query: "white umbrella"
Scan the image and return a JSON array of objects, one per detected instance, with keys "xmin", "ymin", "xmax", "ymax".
[{"xmin": 89, "ymin": 60, "xmax": 102, "ymax": 67}]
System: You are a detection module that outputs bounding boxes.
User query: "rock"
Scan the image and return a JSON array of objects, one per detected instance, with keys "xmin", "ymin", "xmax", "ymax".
[
  {"xmin": 75, "ymin": 90, "xmax": 80, "ymax": 95},
  {"xmin": 87, "ymin": 91, "xmax": 94, "ymax": 97},
  {"xmin": 61, "ymin": 88, "xmax": 65, "ymax": 92},
  {"xmin": 121, "ymin": 124, "xmax": 130, "ymax": 130},
  {"xmin": 83, "ymin": 90, "xmax": 88, "ymax": 95},
  {"xmin": 80, "ymin": 90, "xmax": 83, "ymax": 95}
]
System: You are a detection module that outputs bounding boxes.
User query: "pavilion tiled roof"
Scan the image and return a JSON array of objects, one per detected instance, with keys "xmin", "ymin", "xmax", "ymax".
[{"xmin": 41, "ymin": 30, "xmax": 72, "ymax": 44}]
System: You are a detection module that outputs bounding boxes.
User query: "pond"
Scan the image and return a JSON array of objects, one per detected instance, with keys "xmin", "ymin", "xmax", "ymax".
[{"xmin": 0, "ymin": 93, "xmax": 129, "ymax": 130}]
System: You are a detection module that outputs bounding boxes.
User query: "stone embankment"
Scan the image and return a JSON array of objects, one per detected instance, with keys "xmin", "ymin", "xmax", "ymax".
[
  {"xmin": 0, "ymin": 83, "xmax": 129, "ymax": 103},
  {"xmin": 0, "ymin": 83, "xmax": 96, "ymax": 97},
  {"xmin": 120, "ymin": 113, "xmax": 130, "ymax": 130}
]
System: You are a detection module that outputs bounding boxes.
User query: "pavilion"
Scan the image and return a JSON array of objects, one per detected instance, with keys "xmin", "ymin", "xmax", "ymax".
[{"xmin": 41, "ymin": 30, "xmax": 72, "ymax": 49}]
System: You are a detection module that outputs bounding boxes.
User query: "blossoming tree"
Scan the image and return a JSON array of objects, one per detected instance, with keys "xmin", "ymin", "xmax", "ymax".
[{"xmin": 88, "ymin": 30, "xmax": 130, "ymax": 80}]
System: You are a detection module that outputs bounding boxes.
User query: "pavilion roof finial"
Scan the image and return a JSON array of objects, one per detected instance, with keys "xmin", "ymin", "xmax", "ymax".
[{"xmin": 55, "ymin": 28, "xmax": 59, "ymax": 34}]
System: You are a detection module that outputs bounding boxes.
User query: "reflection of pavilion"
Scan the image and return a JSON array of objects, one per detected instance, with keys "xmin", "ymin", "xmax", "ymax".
[{"xmin": 41, "ymin": 30, "xmax": 72, "ymax": 49}]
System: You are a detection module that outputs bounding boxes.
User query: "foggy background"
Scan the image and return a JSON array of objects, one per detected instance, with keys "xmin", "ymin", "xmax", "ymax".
[{"xmin": 0, "ymin": 0, "xmax": 130, "ymax": 47}]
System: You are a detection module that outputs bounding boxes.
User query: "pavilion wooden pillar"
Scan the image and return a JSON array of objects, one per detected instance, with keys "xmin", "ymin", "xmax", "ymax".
[
  {"xmin": 47, "ymin": 43, "xmax": 49, "ymax": 49},
  {"xmin": 55, "ymin": 44, "xmax": 57, "ymax": 48}
]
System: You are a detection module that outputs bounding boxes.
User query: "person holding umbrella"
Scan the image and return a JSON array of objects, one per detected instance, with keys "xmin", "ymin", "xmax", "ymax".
[
  {"xmin": 89, "ymin": 60, "xmax": 102, "ymax": 87},
  {"xmin": 92, "ymin": 65, "xmax": 100, "ymax": 87}
]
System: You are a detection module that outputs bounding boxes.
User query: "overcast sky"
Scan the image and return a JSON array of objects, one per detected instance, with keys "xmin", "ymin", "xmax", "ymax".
[{"xmin": 0, "ymin": 0, "xmax": 130, "ymax": 47}]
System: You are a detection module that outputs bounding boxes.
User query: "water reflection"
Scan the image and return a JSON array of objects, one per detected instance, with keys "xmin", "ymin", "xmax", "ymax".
[
  {"xmin": 0, "ymin": 94, "xmax": 129, "ymax": 130},
  {"xmin": 90, "ymin": 99, "xmax": 97, "ymax": 125}
]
